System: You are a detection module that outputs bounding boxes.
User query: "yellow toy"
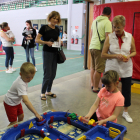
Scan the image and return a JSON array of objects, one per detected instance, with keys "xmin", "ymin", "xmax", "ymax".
[
  {"xmin": 131, "ymin": 83, "xmax": 140, "ymax": 94},
  {"xmin": 122, "ymin": 55, "xmax": 128, "ymax": 62},
  {"xmin": 96, "ymin": 137, "xmax": 105, "ymax": 140},
  {"xmin": 109, "ymin": 127, "xmax": 121, "ymax": 138},
  {"xmin": 29, "ymin": 121, "xmax": 34, "ymax": 129},
  {"xmin": 78, "ymin": 135, "xmax": 86, "ymax": 140},
  {"xmin": 78, "ymin": 116, "xmax": 95, "ymax": 125},
  {"xmin": 43, "ymin": 137, "xmax": 51, "ymax": 140}
]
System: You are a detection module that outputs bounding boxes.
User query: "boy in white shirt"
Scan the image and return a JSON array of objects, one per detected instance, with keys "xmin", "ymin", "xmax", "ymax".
[{"xmin": 4, "ymin": 62, "xmax": 43, "ymax": 126}]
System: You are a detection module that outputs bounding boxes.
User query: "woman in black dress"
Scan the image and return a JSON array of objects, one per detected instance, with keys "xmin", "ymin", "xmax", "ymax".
[{"xmin": 35, "ymin": 11, "xmax": 61, "ymax": 100}]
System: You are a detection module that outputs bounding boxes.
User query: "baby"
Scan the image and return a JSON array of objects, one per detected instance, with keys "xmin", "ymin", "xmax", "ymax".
[
  {"xmin": 6, "ymin": 30, "xmax": 15, "ymax": 38},
  {"xmin": 22, "ymin": 28, "xmax": 33, "ymax": 44},
  {"xmin": 6, "ymin": 28, "xmax": 15, "ymax": 45}
]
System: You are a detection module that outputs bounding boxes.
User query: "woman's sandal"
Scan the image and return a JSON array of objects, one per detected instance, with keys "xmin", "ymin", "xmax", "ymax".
[
  {"xmin": 46, "ymin": 93, "xmax": 56, "ymax": 98},
  {"xmin": 40, "ymin": 95, "xmax": 46, "ymax": 101}
]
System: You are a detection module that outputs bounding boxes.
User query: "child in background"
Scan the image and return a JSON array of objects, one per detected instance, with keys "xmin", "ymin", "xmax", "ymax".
[
  {"xmin": 85, "ymin": 70, "xmax": 124, "ymax": 125},
  {"xmin": 4, "ymin": 62, "xmax": 42, "ymax": 126}
]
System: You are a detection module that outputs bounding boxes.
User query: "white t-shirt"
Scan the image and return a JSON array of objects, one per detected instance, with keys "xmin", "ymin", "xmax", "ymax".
[
  {"xmin": 63, "ymin": 33, "xmax": 67, "ymax": 40},
  {"xmin": 105, "ymin": 31, "xmax": 132, "ymax": 78},
  {"xmin": 4, "ymin": 76, "xmax": 28, "ymax": 106},
  {"xmin": 0, "ymin": 30, "xmax": 14, "ymax": 47}
]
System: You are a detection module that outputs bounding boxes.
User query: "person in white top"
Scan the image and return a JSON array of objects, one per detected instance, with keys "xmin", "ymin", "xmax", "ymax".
[
  {"xmin": 0, "ymin": 22, "xmax": 15, "ymax": 73},
  {"xmin": 62, "ymin": 31, "xmax": 67, "ymax": 48},
  {"xmin": 4, "ymin": 62, "xmax": 43, "ymax": 126},
  {"xmin": 102, "ymin": 15, "xmax": 136, "ymax": 123}
]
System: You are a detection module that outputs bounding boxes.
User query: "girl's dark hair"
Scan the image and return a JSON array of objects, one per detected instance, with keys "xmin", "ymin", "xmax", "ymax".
[
  {"xmin": 101, "ymin": 70, "xmax": 119, "ymax": 85},
  {"xmin": 64, "ymin": 31, "xmax": 67, "ymax": 34},
  {"xmin": 1, "ymin": 22, "xmax": 8, "ymax": 29},
  {"xmin": 47, "ymin": 11, "xmax": 61, "ymax": 24},
  {"xmin": 25, "ymin": 20, "xmax": 33, "ymax": 29}
]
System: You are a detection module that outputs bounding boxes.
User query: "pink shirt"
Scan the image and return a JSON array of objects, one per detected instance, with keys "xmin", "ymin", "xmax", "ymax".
[{"xmin": 96, "ymin": 87, "xmax": 124, "ymax": 123}]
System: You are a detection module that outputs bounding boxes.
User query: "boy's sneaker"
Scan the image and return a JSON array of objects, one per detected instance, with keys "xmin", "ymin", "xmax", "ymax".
[
  {"xmin": 122, "ymin": 112, "xmax": 133, "ymax": 123},
  {"xmin": 10, "ymin": 68, "xmax": 16, "ymax": 72},
  {"xmin": 35, "ymin": 67, "xmax": 37, "ymax": 71},
  {"xmin": 6, "ymin": 69, "xmax": 13, "ymax": 74},
  {"xmin": 35, "ymin": 49, "xmax": 38, "ymax": 51}
]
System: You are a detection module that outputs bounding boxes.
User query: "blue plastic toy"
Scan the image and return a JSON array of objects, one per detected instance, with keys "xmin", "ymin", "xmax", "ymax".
[{"xmin": 0, "ymin": 111, "xmax": 127, "ymax": 140}]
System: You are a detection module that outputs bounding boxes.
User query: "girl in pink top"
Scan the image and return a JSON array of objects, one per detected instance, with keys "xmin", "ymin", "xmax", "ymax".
[{"xmin": 85, "ymin": 70, "xmax": 124, "ymax": 125}]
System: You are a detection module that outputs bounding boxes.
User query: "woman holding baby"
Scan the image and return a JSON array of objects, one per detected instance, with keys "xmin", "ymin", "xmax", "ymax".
[
  {"xmin": 101, "ymin": 15, "xmax": 136, "ymax": 123},
  {"xmin": 22, "ymin": 20, "xmax": 37, "ymax": 71},
  {"xmin": 0, "ymin": 22, "xmax": 15, "ymax": 73}
]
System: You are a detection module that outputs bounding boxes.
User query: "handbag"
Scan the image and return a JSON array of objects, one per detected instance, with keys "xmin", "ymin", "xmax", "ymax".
[
  {"xmin": 96, "ymin": 21, "xmax": 105, "ymax": 50},
  {"xmin": 57, "ymin": 47, "xmax": 66, "ymax": 64}
]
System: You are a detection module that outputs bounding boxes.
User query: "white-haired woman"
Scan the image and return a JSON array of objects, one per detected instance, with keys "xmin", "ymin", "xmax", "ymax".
[{"xmin": 101, "ymin": 15, "xmax": 136, "ymax": 123}]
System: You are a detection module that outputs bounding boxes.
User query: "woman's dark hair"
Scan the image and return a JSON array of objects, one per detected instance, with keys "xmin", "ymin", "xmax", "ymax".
[
  {"xmin": 101, "ymin": 70, "xmax": 119, "ymax": 85},
  {"xmin": 64, "ymin": 31, "xmax": 67, "ymax": 34},
  {"xmin": 1, "ymin": 22, "xmax": 8, "ymax": 29},
  {"xmin": 47, "ymin": 11, "xmax": 61, "ymax": 24},
  {"xmin": 25, "ymin": 20, "xmax": 33, "ymax": 29},
  {"xmin": 102, "ymin": 7, "xmax": 111, "ymax": 15}
]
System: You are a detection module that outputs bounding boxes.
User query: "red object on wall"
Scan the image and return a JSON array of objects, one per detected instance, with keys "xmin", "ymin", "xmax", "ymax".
[
  {"xmin": 93, "ymin": 1, "xmax": 140, "ymax": 80},
  {"xmin": 75, "ymin": 38, "xmax": 78, "ymax": 44},
  {"xmin": 75, "ymin": 35, "xmax": 79, "ymax": 44},
  {"xmin": 75, "ymin": 26, "xmax": 79, "ymax": 29},
  {"xmin": 71, "ymin": 37, "xmax": 74, "ymax": 44}
]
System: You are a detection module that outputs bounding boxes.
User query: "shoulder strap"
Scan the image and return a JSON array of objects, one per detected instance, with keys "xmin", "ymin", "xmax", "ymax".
[{"xmin": 96, "ymin": 21, "xmax": 102, "ymax": 43}]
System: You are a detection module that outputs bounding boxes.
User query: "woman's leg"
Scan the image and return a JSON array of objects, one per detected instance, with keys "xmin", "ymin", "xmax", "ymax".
[
  {"xmin": 25, "ymin": 45, "xmax": 30, "ymax": 62},
  {"xmin": 36, "ymin": 43, "xmax": 39, "ymax": 50},
  {"xmin": 63, "ymin": 41, "xmax": 66, "ymax": 47},
  {"xmin": 41, "ymin": 51, "xmax": 54, "ymax": 100},
  {"xmin": 9, "ymin": 47, "xmax": 14, "ymax": 69},
  {"xmin": 3, "ymin": 47, "xmax": 11, "ymax": 71},
  {"xmin": 46, "ymin": 52, "xmax": 57, "ymax": 93},
  {"xmin": 29, "ymin": 47, "xmax": 35, "ymax": 66},
  {"xmin": 121, "ymin": 77, "xmax": 133, "ymax": 123}
]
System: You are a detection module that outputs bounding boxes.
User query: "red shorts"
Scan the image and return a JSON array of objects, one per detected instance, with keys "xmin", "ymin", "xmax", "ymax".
[{"xmin": 4, "ymin": 102, "xmax": 23, "ymax": 122}]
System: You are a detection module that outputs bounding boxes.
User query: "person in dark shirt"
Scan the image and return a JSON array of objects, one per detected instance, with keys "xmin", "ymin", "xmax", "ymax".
[
  {"xmin": 22, "ymin": 20, "xmax": 37, "ymax": 71},
  {"xmin": 35, "ymin": 11, "xmax": 61, "ymax": 100}
]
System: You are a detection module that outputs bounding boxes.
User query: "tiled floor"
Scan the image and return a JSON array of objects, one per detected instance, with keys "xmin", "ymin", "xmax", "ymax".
[
  {"xmin": 0, "ymin": 46, "xmax": 84, "ymax": 96},
  {"xmin": 0, "ymin": 70, "xmax": 139, "ymax": 140}
]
